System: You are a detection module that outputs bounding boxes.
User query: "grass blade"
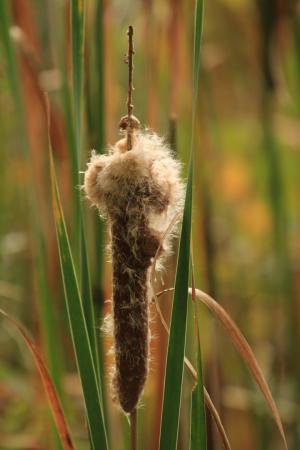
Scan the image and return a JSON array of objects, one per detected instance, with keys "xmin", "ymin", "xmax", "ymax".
[
  {"xmin": 192, "ymin": 0, "xmax": 204, "ymax": 128},
  {"xmin": 71, "ymin": 0, "xmax": 86, "ymax": 153},
  {"xmin": 70, "ymin": 0, "xmax": 100, "ymax": 385},
  {"xmin": 0, "ymin": 310, "xmax": 74, "ymax": 450},
  {"xmin": 190, "ymin": 288, "xmax": 288, "ymax": 450},
  {"xmin": 159, "ymin": 1, "xmax": 204, "ymax": 447},
  {"xmin": 91, "ymin": 1, "xmax": 107, "ymax": 405},
  {"xmin": 89, "ymin": 0, "xmax": 105, "ymax": 291},
  {"xmin": 81, "ymin": 221, "xmax": 100, "ymax": 380},
  {"xmin": 49, "ymin": 150, "xmax": 108, "ymax": 450},
  {"xmin": 159, "ymin": 159, "xmax": 193, "ymax": 450},
  {"xmin": 36, "ymin": 227, "xmax": 63, "ymax": 393},
  {"xmin": 62, "ymin": 76, "xmax": 79, "ymax": 215}
]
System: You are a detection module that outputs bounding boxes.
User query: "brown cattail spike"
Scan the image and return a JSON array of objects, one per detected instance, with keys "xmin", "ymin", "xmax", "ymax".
[
  {"xmin": 84, "ymin": 22, "xmax": 184, "ymax": 417},
  {"xmin": 84, "ymin": 133, "xmax": 184, "ymax": 413}
]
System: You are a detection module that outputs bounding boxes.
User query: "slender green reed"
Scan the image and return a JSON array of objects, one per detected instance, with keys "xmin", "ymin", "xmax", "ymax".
[
  {"xmin": 50, "ymin": 150, "xmax": 108, "ymax": 450},
  {"xmin": 159, "ymin": 1, "xmax": 205, "ymax": 449},
  {"xmin": 70, "ymin": 0, "xmax": 102, "ymax": 388}
]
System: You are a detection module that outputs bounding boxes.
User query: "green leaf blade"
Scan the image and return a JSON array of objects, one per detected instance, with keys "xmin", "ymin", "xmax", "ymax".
[
  {"xmin": 159, "ymin": 161, "xmax": 193, "ymax": 450},
  {"xmin": 192, "ymin": 0, "xmax": 204, "ymax": 101},
  {"xmin": 159, "ymin": 0, "xmax": 204, "ymax": 448},
  {"xmin": 71, "ymin": 0, "xmax": 86, "ymax": 153},
  {"xmin": 80, "ymin": 220, "xmax": 101, "ymax": 384},
  {"xmin": 50, "ymin": 153, "xmax": 108, "ymax": 450}
]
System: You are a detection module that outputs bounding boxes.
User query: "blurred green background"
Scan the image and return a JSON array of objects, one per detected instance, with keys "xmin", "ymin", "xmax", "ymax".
[{"xmin": 0, "ymin": 0, "xmax": 299, "ymax": 449}]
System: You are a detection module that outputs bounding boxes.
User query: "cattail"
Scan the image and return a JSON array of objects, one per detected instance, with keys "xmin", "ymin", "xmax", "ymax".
[{"xmin": 84, "ymin": 131, "xmax": 184, "ymax": 413}]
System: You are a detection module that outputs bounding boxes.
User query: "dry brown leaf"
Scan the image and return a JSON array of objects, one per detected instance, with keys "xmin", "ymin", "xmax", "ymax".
[
  {"xmin": 156, "ymin": 286, "xmax": 288, "ymax": 449},
  {"xmin": 203, "ymin": 387, "xmax": 231, "ymax": 450},
  {"xmin": 190, "ymin": 246, "xmax": 230, "ymax": 449},
  {"xmin": 0, "ymin": 309, "xmax": 75, "ymax": 450},
  {"xmin": 189, "ymin": 288, "xmax": 288, "ymax": 450}
]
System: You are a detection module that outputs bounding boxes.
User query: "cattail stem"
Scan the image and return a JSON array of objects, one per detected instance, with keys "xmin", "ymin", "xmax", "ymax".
[
  {"xmin": 130, "ymin": 409, "xmax": 138, "ymax": 450},
  {"xmin": 119, "ymin": 27, "xmax": 140, "ymax": 146},
  {"xmin": 126, "ymin": 25, "xmax": 134, "ymax": 150},
  {"xmin": 127, "ymin": 26, "xmax": 134, "ymax": 119}
]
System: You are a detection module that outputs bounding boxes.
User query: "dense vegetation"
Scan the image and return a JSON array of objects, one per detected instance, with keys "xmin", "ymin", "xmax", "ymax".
[{"xmin": 0, "ymin": 1, "xmax": 299, "ymax": 449}]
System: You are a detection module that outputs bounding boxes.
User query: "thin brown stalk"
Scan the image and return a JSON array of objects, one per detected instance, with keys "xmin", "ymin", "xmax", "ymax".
[
  {"xmin": 203, "ymin": 388, "xmax": 231, "ymax": 450},
  {"xmin": 119, "ymin": 26, "xmax": 140, "ymax": 149},
  {"xmin": 126, "ymin": 25, "xmax": 134, "ymax": 150}
]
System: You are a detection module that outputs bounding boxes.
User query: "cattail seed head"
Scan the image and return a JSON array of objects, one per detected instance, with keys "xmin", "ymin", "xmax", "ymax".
[{"xmin": 84, "ymin": 131, "xmax": 184, "ymax": 413}]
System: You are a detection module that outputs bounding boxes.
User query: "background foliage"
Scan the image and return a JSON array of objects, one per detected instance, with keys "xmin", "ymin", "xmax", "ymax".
[{"xmin": 0, "ymin": 0, "xmax": 299, "ymax": 449}]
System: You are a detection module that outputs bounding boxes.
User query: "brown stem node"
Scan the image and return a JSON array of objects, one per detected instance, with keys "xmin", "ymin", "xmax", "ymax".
[{"xmin": 121, "ymin": 25, "xmax": 140, "ymax": 151}]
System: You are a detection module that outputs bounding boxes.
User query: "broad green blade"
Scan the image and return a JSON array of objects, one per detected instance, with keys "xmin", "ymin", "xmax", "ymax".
[
  {"xmin": 192, "ymin": 0, "xmax": 204, "ymax": 127},
  {"xmin": 87, "ymin": 1, "xmax": 108, "ymax": 422},
  {"xmin": 71, "ymin": 1, "xmax": 85, "ymax": 288},
  {"xmin": 71, "ymin": 0, "xmax": 86, "ymax": 154},
  {"xmin": 190, "ymin": 304, "xmax": 207, "ymax": 450},
  {"xmin": 61, "ymin": 77, "xmax": 79, "ymax": 215},
  {"xmin": 85, "ymin": 0, "xmax": 105, "ymax": 296},
  {"xmin": 36, "ymin": 228, "xmax": 63, "ymax": 394},
  {"xmin": 159, "ymin": 160, "xmax": 193, "ymax": 450},
  {"xmin": 80, "ymin": 220, "xmax": 100, "ymax": 381},
  {"xmin": 92, "ymin": 0, "xmax": 105, "ymax": 291},
  {"xmin": 190, "ymin": 2, "xmax": 206, "ymax": 448},
  {"xmin": 50, "ymin": 152, "xmax": 108, "ymax": 450},
  {"xmin": 71, "ymin": 0, "xmax": 101, "ymax": 391}
]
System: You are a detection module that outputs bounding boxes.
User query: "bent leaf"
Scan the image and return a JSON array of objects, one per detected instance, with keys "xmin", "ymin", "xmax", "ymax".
[
  {"xmin": 159, "ymin": 0, "xmax": 204, "ymax": 446},
  {"xmin": 190, "ymin": 288, "xmax": 288, "ymax": 450},
  {"xmin": 190, "ymin": 268, "xmax": 207, "ymax": 450},
  {"xmin": 0, "ymin": 309, "xmax": 74, "ymax": 450},
  {"xmin": 190, "ymin": 331, "xmax": 207, "ymax": 450}
]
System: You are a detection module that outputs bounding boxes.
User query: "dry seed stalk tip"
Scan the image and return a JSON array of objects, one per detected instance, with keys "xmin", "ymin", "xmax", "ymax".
[
  {"xmin": 119, "ymin": 25, "xmax": 140, "ymax": 151},
  {"xmin": 84, "ymin": 27, "xmax": 184, "ymax": 414}
]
